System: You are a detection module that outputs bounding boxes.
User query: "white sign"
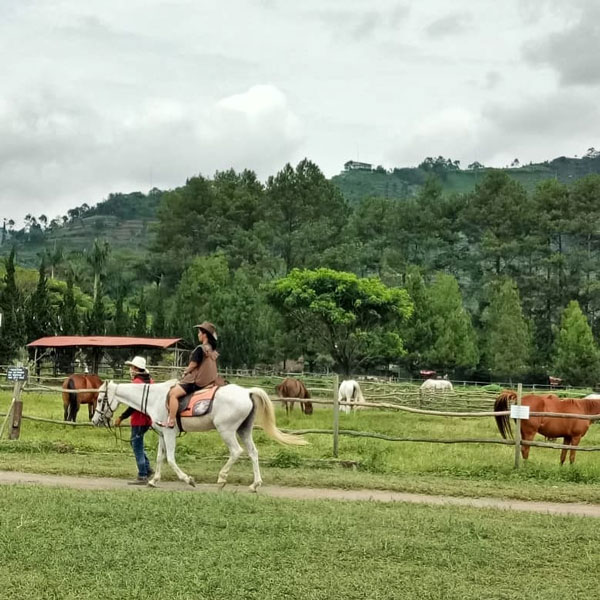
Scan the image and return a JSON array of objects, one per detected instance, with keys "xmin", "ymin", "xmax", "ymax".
[{"xmin": 510, "ymin": 405, "xmax": 530, "ymax": 420}]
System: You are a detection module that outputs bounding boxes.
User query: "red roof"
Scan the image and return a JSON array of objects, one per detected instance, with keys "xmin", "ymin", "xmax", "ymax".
[{"xmin": 27, "ymin": 336, "xmax": 183, "ymax": 349}]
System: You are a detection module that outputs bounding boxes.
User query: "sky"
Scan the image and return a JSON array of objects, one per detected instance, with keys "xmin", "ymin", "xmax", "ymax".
[{"xmin": 1, "ymin": 0, "xmax": 599, "ymax": 225}]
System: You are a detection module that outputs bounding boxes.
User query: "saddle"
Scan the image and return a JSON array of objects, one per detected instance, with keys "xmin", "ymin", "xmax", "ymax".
[{"xmin": 176, "ymin": 385, "xmax": 219, "ymax": 419}]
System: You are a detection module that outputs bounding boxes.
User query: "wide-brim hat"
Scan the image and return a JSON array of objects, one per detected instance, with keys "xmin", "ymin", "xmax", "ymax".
[
  {"xmin": 194, "ymin": 321, "xmax": 218, "ymax": 342},
  {"xmin": 124, "ymin": 356, "xmax": 148, "ymax": 372}
]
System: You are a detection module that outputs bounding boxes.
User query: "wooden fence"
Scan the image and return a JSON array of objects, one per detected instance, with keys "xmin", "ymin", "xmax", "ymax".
[{"xmin": 2, "ymin": 372, "xmax": 600, "ymax": 469}]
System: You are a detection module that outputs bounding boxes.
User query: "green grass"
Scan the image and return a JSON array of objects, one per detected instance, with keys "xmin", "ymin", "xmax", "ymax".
[
  {"xmin": 0, "ymin": 485, "xmax": 598, "ymax": 599},
  {"xmin": 3, "ymin": 388, "xmax": 600, "ymax": 503}
]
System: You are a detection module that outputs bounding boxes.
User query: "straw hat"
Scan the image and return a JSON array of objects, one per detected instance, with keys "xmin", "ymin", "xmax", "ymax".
[
  {"xmin": 194, "ymin": 321, "xmax": 218, "ymax": 342},
  {"xmin": 124, "ymin": 356, "xmax": 148, "ymax": 372}
]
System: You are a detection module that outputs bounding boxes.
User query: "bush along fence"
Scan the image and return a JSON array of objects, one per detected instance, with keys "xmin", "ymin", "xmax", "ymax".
[{"xmin": 2, "ymin": 370, "xmax": 600, "ymax": 470}]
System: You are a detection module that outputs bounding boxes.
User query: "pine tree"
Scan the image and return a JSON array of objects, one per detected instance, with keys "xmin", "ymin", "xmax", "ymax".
[
  {"xmin": 553, "ymin": 300, "xmax": 600, "ymax": 386},
  {"xmin": 0, "ymin": 248, "xmax": 23, "ymax": 363},
  {"xmin": 425, "ymin": 273, "xmax": 479, "ymax": 372},
  {"xmin": 133, "ymin": 289, "xmax": 148, "ymax": 336},
  {"xmin": 58, "ymin": 270, "xmax": 80, "ymax": 334},
  {"xmin": 25, "ymin": 256, "xmax": 55, "ymax": 342},
  {"xmin": 85, "ymin": 283, "xmax": 107, "ymax": 335},
  {"xmin": 482, "ymin": 278, "xmax": 531, "ymax": 380}
]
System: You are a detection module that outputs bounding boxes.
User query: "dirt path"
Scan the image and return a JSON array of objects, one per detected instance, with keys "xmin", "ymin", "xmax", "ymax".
[{"xmin": 2, "ymin": 469, "xmax": 600, "ymax": 518}]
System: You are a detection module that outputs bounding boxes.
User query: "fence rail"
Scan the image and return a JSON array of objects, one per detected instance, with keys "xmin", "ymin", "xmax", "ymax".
[{"xmin": 3, "ymin": 370, "xmax": 600, "ymax": 467}]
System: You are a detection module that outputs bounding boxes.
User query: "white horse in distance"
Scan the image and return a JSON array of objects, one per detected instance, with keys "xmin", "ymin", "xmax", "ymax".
[
  {"xmin": 338, "ymin": 379, "xmax": 366, "ymax": 414},
  {"xmin": 420, "ymin": 378, "xmax": 453, "ymax": 393}
]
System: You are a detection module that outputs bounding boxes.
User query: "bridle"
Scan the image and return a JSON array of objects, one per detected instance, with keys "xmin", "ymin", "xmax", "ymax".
[{"xmin": 93, "ymin": 382, "xmax": 119, "ymax": 426}]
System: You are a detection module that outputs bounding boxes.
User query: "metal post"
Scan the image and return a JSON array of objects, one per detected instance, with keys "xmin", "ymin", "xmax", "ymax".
[
  {"xmin": 514, "ymin": 382, "xmax": 522, "ymax": 469},
  {"xmin": 332, "ymin": 374, "xmax": 340, "ymax": 457}
]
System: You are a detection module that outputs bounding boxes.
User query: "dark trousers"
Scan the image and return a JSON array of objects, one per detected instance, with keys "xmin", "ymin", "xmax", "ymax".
[{"xmin": 131, "ymin": 425, "xmax": 151, "ymax": 478}]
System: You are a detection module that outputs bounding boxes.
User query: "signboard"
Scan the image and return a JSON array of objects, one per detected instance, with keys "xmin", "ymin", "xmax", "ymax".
[
  {"xmin": 6, "ymin": 366, "xmax": 28, "ymax": 381},
  {"xmin": 510, "ymin": 405, "xmax": 530, "ymax": 420}
]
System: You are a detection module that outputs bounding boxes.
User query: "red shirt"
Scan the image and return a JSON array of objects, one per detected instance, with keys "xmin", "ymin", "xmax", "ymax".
[{"xmin": 120, "ymin": 375, "xmax": 153, "ymax": 426}]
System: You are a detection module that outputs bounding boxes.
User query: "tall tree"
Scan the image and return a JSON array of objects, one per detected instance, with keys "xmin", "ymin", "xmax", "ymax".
[
  {"xmin": 424, "ymin": 273, "xmax": 479, "ymax": 373},
  {"xmin": 85, "ymin": 239, "xmax": 111, "ymax": 302},
  {"xmin": 481, "ymin": 278, "xmax": 531, "ymax": 381},
  {"xmin": 25, "ymin": 256, "xmax": 55, "ymax": 342},
  {"xmin": 264, "ymin": 160, "xmax": 350, "ymax": 273},
  {"xmin": 267, "ymin": 268, "xmax": 413, "ymax": 374},
  {"xmin": 58, "ymin": 270, "xmax": 80, "ymax": 335},
  {"xmin": 0, "ymin": 248, "xmax": 24, "ymax": 363},
  {"xmin": 133, "ymin": 289, "xmax": 148, "ymax": 336},
  {"xmin": 553, "ymin": 300, "xmax": 600, "ymax": 386}
]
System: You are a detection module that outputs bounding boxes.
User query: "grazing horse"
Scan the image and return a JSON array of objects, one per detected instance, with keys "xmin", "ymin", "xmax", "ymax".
[
  {"xmin": 275, "ymin": 377, "xmax": 313, "ymax": 415},
  {"xmin": 420, "ymin": 378, "xmax": 453, "ymax": 392},
  {"xmin": 92, "ymin": 380, "xmax": 307, "ymax": 491},
  {"xmin": 338, "ymin": 379, "xmax": 365, "ymax": 414},
  {"xmin": 62, "ymin": 374, "xmax": 103, "ymax": 422},
  {"xmin": 494, "ymin": 390, "xmax": 600, "ymax": 464}
]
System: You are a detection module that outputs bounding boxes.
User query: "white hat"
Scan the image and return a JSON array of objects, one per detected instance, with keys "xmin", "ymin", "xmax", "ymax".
[{"xmin": 124, "ymin": 356, "xmax": 148, "ymax": 372}]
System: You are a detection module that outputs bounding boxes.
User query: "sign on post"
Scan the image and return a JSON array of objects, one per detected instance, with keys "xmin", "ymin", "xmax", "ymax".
[
  {"xmin": 6, "ymin": 366, "xmax": 28, "ymax": 381},
  {"xmin": 510, "ymin": 405, "xmax": 530, "ymax": 420}
]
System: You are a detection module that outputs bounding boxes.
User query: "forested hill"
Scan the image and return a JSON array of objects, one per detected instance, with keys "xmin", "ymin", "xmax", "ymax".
[
  {"xmin": 332, "ymin": 153, "xmax": 600, "ymax": 204},
  {"xmin": 3, "ymin": 153, "xmax": 600, "ymax": 267}
]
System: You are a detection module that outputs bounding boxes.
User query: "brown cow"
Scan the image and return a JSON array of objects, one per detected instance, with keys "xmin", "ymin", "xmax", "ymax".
[{"xmin": 275, "ymin": 377, "xmax": 313, "ymax": 416}]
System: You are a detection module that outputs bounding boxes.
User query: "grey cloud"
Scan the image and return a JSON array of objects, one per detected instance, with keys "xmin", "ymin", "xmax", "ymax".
[
  {"xmin": 424, "ymin": 13, "xmax": 471, "ymax": 39},
  {"xmin": 0, "ymin": 85, "xmax": 304, "ymax": 224},
  {"xmin": 309, "ymin": 4, "xmax": 410, "ymax": 42},
  {"xmin": 522, "ymin": 4, "xmax": 600, "ymax": 86}
]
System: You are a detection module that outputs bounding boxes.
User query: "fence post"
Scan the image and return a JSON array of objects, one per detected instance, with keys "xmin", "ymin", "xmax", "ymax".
[
  {"xmin": 0, "ymin": 379, "xmax": 24, "ymax": 440},
  {"xmin": 332, "ymin": 373, "xmax": 340, "ymax": 458},
  {"xmin": 514, "ymin": 382, "xmax": 522, "ymax": 469}
]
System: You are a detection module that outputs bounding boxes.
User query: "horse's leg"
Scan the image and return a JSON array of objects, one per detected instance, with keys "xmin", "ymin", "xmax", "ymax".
[
  {"xmin": 215, "ymin": 428, "xmax": 244, "ymax": 488},
  {"xmin": 569, "ymin": 435, "xmax": 582, "ymax": 465},
  {"xmin": 163, "ymin": 430, "xmax": 195, "ymax": 487},
  {"xmin": 148, "ymin": 435, "xmax": 166, "ymax": 487},
  {"xmin": 560, "ymin": 436, "xmax": 572, "ymax": 465},
  {"xmin": 88, "ymin": 402, "xmax": 94, "ymax": 421},
  {"xmin": 237, "ymin": 424, "xmax": 262, "ymax": 492},
  {"xmin": 520, "ymin": 429, "xmax": 535, "ymax": 461}
]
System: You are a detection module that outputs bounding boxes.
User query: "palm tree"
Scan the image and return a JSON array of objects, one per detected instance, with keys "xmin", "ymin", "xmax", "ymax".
[{"xmin": 85, "ymin": 239, "xmax": 111, "ymax": 302}]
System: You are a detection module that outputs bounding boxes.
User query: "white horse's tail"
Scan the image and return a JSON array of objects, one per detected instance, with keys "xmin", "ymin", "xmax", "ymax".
[
  {"xmin": 354, "ymin": 383, "xmax": 365, "ymax": 403},
  {"xmin": 248, "ymin": 387, "xmax": 308, "ymax": 446}
]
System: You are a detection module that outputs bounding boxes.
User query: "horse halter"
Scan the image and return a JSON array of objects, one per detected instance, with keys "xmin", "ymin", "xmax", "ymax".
[{"xmin": 94, "ymin": 383, "xmax": 119, "ymax": 425}]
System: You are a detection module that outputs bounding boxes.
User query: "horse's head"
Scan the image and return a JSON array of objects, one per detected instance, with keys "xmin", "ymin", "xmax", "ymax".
[{"xmin": 92, "ymin": 381, "xmax": 119, "ymax": 427}]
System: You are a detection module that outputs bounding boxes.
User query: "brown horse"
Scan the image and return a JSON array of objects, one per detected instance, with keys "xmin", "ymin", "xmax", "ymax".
[
  {"xmin": 494, "ymin": 390, "xmax": 600, "ymax": 464},
  {"xmin": 62, "ymin": 374, "xmax": 103, "ymax": 422},
  {"xmin": 275, "ymin": 377, "xmax": 313, "ymax": 415}
]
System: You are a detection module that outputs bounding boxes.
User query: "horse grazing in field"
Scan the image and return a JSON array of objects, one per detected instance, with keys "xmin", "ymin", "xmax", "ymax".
[
  {"xmin": 420, "ymin": 378, "xmax": 453, "ymax": 393},
  {"xmin": 494, "ymin": 390, "xmax": 600, "ymax": 465},
  {"xmin": 275, "ymin": 377, "xmax": 313, "ymax": 415},
  {"xmin": 338, "ymin": 380, "xmax": 365, "ymax": 414},
  {"xmin": 92, "ymin": 380, "xmax": 307, "ymax": 491},
  {"xmin": 62, "ymin": 374, "xmax": 103, "ymax": 422}
]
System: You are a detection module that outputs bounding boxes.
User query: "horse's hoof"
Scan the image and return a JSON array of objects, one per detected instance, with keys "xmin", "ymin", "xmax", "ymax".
[
  {"xmin": 249, "ymin": 481, "xmax": 262, "ymax": 493},
  {"xmin": 147, "ymin": 480, "xmax": 157, "ymax": 488},
  {"xmin": 187, "ymin": 477, "xmax": 196, "ymax": 487}
]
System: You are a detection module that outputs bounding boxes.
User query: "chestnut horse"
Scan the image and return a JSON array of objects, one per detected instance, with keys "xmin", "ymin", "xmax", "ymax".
[
  {"xmin": 62, "ymin": 374, "xmax": 103, "ymax": 422},
  {"xmin": 494, "ymin": 390, "xmax": 600, "ymax": 464},
  {"xmin": 275, "ymin": 377, "xmax": 313, "ymax": 415}
]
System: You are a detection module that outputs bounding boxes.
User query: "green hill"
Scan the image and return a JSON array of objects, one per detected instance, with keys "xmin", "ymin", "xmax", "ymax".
[
  {"xmin": 332, "ymin": 154, "xmax": 600, "ymax": 203},
  {"xmin": 3, "ymin": 154, "xmax": 600, "ymax": 265}
]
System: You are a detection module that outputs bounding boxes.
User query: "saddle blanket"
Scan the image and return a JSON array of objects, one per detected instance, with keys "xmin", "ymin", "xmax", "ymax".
[{"xmin": 177, "ymin": 386, "xmax": 219, "ymax": 418}]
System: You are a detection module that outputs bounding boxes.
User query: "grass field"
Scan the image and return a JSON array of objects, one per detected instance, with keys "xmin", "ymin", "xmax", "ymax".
[
  {"xmin": 3, "ymin": 387, "xmax": 600, "ymax": 504},
  {"xmin": 1, "ymin": 485, "xmax": 599, "ymax": 599}
]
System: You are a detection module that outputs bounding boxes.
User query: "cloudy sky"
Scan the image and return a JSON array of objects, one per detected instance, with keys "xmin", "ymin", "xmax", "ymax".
[{"xmin": 1, "ymin": 0, "xmax": 599, "ymax": 224}]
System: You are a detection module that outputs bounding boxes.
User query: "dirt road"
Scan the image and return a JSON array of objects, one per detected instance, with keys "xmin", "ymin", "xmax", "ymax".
[{"xmin": 2, "ymin": 469, "xmax": 600, "ymax": 517}]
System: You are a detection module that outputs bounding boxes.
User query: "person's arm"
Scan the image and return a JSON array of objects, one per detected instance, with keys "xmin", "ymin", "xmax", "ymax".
[{"xmin": 115, "ymin": 406, "xmax": 134, "ymax": 426}]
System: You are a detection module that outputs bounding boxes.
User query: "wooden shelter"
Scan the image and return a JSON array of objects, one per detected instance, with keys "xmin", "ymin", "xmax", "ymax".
[{"xmin": 27, "ymin": 336, "xmax": 185, "ymax": 374}]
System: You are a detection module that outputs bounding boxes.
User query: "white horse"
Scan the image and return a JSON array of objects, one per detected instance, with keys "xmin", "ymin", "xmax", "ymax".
[
  {"xmin": 420, "ymin": 378, "xmax": 453, "ymax": 392},
  {"xmin": 92, "ymin": 380, "xmax": 307, "ymax": 491},
  {"xmin": 338, "ymin": 379, "xmax": 366, "ymax": 414}
]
